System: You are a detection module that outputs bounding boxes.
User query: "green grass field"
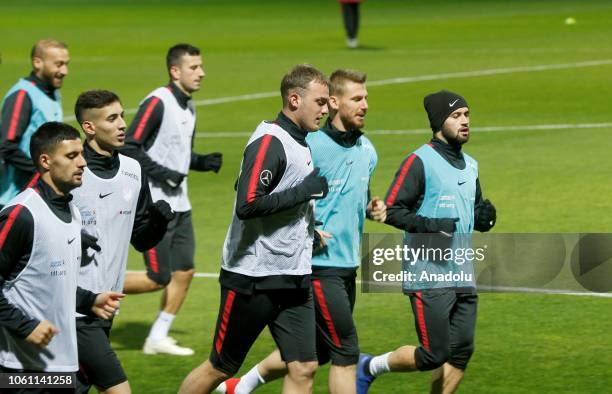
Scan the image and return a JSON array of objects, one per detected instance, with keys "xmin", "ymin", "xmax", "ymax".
[{"xmin": 2, "ymin": 0, "xmax": 612, "ymax": 392}]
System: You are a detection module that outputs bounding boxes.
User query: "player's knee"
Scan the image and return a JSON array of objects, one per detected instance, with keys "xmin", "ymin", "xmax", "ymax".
[
  {"xmin": 287, "ymin": 360, "xmax": 318, "ymax": 381},
  {"xmin": 147, "ymin": 271, "xmax": 171, "ymax": 287},
  {"xmin": 449, "ymin": 342, "xmax": 474, "ymax": 370},
  {"xmin": 329, "ymin": 350, "xmax": 360, "ymax": 367},
  {"xmin": 174, "ymin": 268, "xmax": 195, "ymax": 283},
  {"xmin": 416, "ymin": 346, "xmax": 450, "ymax": 371}
]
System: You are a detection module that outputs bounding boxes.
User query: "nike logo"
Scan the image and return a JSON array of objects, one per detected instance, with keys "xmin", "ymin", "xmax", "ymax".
[
  {"xmin": 99, "ymin": 192, "xmax": 113, "ymax": 199},
  {"xmin": 68, "ymin": 238, "xmax": 76, "ymax": 244},
  {"xmin": 458, "ymin": 181, "xmax": 466, "ymax": 185},
  {"xmin": 307, "ymin": 160, "xmax": 312, "ymax": 166},
  {"xmin": 449, "ymin": 99, "xmax": 459, "ymax": 107}
]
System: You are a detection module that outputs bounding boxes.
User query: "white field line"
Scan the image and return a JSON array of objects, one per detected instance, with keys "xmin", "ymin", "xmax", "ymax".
[
  {"xmin": 194, "ymin": 122, "xmax": 612, "ymax": 139},
  {"xmin": 125, "ymin": 270, "xmax": 612, "ymax": 298},
  {"xmin": 63, "ymin": 59, "xmax": 612, "ymax": 122}
]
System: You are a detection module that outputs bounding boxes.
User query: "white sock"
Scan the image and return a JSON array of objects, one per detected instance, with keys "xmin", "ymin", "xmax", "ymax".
[
  {"xmin": 148, "ymin": 311, "xmax": 175, "ymax": 340},
  {"xmin": 369, "ymin": 352, "xmax": 392, "ymax": 377},
  {"xmin": 236, "ymin": 364, "xmax": 266, "ymax": 394},
  {"xmin": 215, "ymin": 381, "xmax": 227, "ymax": 393}
]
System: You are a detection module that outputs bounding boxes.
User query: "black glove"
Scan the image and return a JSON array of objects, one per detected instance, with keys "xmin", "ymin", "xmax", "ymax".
[
  {"xmin": 193, "ymin": 152, "xmax": 223, "ymax": 173},
  {"xmin": 297, "ymin": 167, "xmax": 328, "ymax": 200},
  {"xmin": 475, "ymin": 199, "xmax": 496, "ymax": 232},
  {"xmin": 165, "ymin": 170, "xmax": 185, "ymax": 189},
  {"xmin": 81, "ymin": 230, "xmax": 101, "ymax": 252},
  {"xmin": 149, "ymin": 200, "xmax": 174, "ymax": 225},
  {"xmin": 426, "ymin": 217, "xmax": 459, "ymax": 234}
]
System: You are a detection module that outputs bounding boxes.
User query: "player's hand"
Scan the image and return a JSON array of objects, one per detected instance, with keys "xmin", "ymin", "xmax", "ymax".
[
  {"xmin": 427, "ymin": 218, "xmax": 459, "ymax": 236},
  {"xmin": 165, "ymin": 170, "xmax": 185, "ymax": 189},
  {"xmin": 149, "ymin": 200, "xmax": 174, "ymax": 225},
  {"xmin": 92, "ymin": 291, "xmax": 125, "ymax": 320},
  {"xmin": 25, "ymin": 320, "xmax": 58, "ymax": 349},
  {"xmin": 475, "ymin": 199, "xmax": 496, "ymax": 232},
  {"xmin": 313, "ymin": 229, "xmax": 332, "ymax": 254},
  {"xmin": 193, "ymin": 152, "xmax": 223, "ymax": 173},
  {"xmin": 298, "ymin": 167, "xmax": 328, "ymax": 200},
  {"xmin": 367, "ymin": 197, "xmax": 387, "ymax": 223},
  {"xmin": 81, "ymin": 230, "xmax": 101, "ymax": 252}
]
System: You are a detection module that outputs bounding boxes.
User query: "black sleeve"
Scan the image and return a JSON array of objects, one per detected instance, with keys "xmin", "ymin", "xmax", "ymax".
[
  {"xmin": 0, "ymin": 205, "xmax": 40, "ymax": 338},
  {"xmin": 473, "ymin": 178, "xmax": 484, "ymax": 208},
  {"xmin": 365, "ymin": 185, "xmax": 374, "ymax": 220},
  {"xmin": 122, "ymin": 97, "xmax": 179, "ymax": 183},
  {"xmin": 0, "ymin": 90, "xmax": 36, "ymax": 174},
  {"xmin": 75, "ymin": 287, "xmax": 97, "ymax": 316},
  {"xmin": 473, "ymin": 178, "xmax": 492, "ymax": 231},
  {"xmin": 384, "ymin": 154, "xmax": 431, "ymax": 232},
  {"xmin": 130, "ymin": 172, "xmax": 168, "ymax": 252},
  {"xmin": 235, "ymin": 134, "xmax": 310, "ymax": 219}
]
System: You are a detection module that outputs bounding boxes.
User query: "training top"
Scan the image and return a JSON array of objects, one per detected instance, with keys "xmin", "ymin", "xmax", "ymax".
[
  {"xmin": 122, "ymin": 83, "xmax": 197, "ymax": 212},
  {"xmin": 0, "ymin": 186, "xmax": 81, "ymax": 372},
  {"xmin": 70, "ymin": 143, "xmax": 167, "ymax": 318},
  {"xmin": 71, "ymin": 146, "xmax": 142, "ymax": 300},
  {"xmin": 385, "ymin": 138, "xmax": 489, "ymax": 232},
  {"xmin": 306, "ymin": 120, "xmax": 377, "ymax": 269},
  {"xmin": 0, "ymin": 74, "xmax": 62, "ymax": 205},
  {"xmin": 385, "ymin": 139, "xmax": 484, "ymax": 290},
  {"xmin": 220, "ymin": 112, "xmax": 315, "ymax": 293}
]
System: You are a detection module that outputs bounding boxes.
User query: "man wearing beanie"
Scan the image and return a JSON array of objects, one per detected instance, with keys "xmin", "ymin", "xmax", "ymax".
[{"xmin": 357, "ymin": 90, "xmax": 497, "ymax": 393}]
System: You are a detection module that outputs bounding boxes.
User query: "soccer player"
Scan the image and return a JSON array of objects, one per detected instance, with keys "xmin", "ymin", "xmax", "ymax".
[
  {"xmin": 338, "ymin": 0, "xmax": 362, "ymax": 48},
  {"xmin": 121, "ymin": 43, "xmax": 223, "ymax": 356},
  {"xmin": 0, "ymin": 39, "xmax": 70, "ymax": 210},
  {"xmin": 215, "ymin": 69, "xmax": 387, "ymax": 394},
  {"xmin": 0, "ymin": 122, "xmax": 121, "ymax": 386},
  {"xmin": 356, "ymin": 90, "xmax": 497, "ymax": 394},
  {"xmin": 71, "ymin": 90, "xmax": 174, "ymax": 393},
  {"xmin": 178, "ymin": 64, "xmax": 330, "ymax": 394}
]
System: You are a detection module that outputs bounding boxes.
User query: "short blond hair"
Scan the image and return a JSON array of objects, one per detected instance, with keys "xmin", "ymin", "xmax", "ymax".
[
  {"xmin": 329, "ymin": 69, "xmax": 367, "ymax": 97},
  {"xmin": 31, "ymin": 39, "xmax": 68, "ymax": 60},
  {"xmin": 280, "ymin": 64, "xmax": 328, "ymax": 106}
]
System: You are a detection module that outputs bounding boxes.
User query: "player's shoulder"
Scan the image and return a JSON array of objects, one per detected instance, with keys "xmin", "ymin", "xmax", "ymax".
[
  {"xmin": 305, "ymin": 129, "xmax": 328, "ymax": 146},
  {"xmin": 249, "ymin": 121, "xmax": 286, "ymax": 145},
  {"xmin": 358, "ymin": 134, "xmax": 376, "ymax": 151},
  {"xmin": 0, "ymin": 202, "xmax": 34, "ymax": 228},
  {"xmin": 141, "ymin": 87, "xmax": 169, "ymax": 106},
  {"xmin": 117, "ymin": 153, "xmax": 143, "ymax": 181},
  {"xmin": 118, "ymin": 152, "xmax": 142, "ymax": 168}
]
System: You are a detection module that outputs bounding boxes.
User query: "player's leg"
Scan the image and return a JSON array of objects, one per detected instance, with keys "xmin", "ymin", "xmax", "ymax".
[
  {"xmin": 312, "ymin": 274, "xmax": 359, "ymax": 394},
  {"xmin": 358, "ymin": 289, "xmax": 455, "ymax": 393},
  {"xmin": 341, "ymin": 3, "xmax": 359, "ymax": 48},
  {"xmin": 270, "ymin": 288, "xmax": 318, "ymax": 394},
  {"xmin": 76, "ymin": 319, "xmax": 129, "ymax": 394},
  {"xmin": 215, "ymin": 349, "xmax": 286, "ymax": 394},
  {"xmin": 179, "ymin": 287, "xmax": 275, "ymax": 394},
  {"xmin": 431, "ymin": 292, "xmax": 478, "ymax": 394},
  {"xmin": 159, "ymin": 210, "xmax": 195, "ymax": 324},
  {"xmin": 123, "ymin": 213, "xmax": 175, "ymax": 294},
  {"xmin": 143, "ymin": 211, "xmax": 194, "ymax": 355}
]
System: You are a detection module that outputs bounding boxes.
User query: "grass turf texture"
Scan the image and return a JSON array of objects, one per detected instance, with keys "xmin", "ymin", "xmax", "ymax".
[{"xmin": 1, "ymin": 0, "xmax": 612, "ymax": 392}]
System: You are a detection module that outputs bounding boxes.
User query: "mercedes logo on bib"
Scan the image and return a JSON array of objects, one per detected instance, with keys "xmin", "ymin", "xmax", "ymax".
[{"xmin": 260, "ymin": 170, "xmax": 272, "ymax": 187}]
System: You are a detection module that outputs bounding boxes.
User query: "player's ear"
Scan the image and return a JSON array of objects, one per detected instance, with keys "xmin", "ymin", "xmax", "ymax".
[
  {"xmin": 169, "ymin": 64, "xmax": 181, "ymax": 81},
  {"xmin": 39, "ymin": 153, "xmax": 52, "ymax": 171},
  {"xmin": 328, "ymin": 95, "xmax": 339, "ymax": 111},
  {"xmin": 32, "ymin": 56, "xmax": 43, "ymax": 73},
  {"xmin": 287, "ymin": 91, "xmax": 301, "ymax": 110},
  {"xmin": 81, "ymin": 120, "xmax": 95, "ymax": 138}
]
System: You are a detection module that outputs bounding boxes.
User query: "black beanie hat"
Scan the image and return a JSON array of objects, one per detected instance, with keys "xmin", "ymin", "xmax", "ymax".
[{"xmin": 423, "ymin": 90, "xmax": 468, "ymax": 132}]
